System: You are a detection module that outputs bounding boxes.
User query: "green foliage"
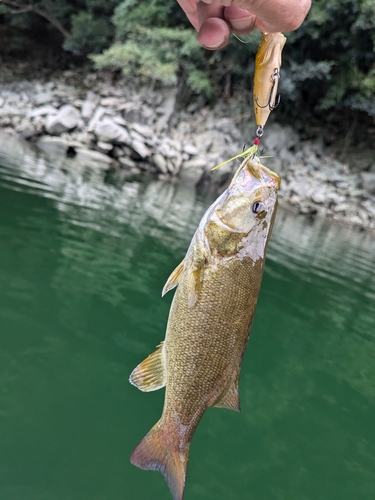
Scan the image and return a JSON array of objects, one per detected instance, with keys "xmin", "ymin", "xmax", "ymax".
[
  {"xmin": 63, "ymin": 11, "xmax": 112, "ymax": 55},
  {"xmin": 282, "ymin": 0, "xmax": 375, "ymax": 115},
  {"xmin": 113, "ymin": 0, "xmax": 176, "ymax": 38},
  {"xmin": 1, "ymin": 0, "xmax": 375, "ymax": 119},
  {"xmin": 0, "ymin": 0, "xmax": 121, "ymax": 56},
  {"xmin": 92, "ymin": 40, "xmax": 178, "ymax": 85},
  {"xmin": 92, "ymin": 2, "xmax": 214, "ymax": 97}
]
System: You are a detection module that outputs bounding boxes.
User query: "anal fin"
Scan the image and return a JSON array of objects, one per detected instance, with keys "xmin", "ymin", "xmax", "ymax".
[
  {"xmin": 213, "ymin": 378, "xmax": 241, "ymax": 412},
  {"xmin": 162, "ymin": 260, "xmax": 184, "ymax": 297},
  {"xmin": 129, "ymin": 342, "xmax": 166, "ymax": 392}
]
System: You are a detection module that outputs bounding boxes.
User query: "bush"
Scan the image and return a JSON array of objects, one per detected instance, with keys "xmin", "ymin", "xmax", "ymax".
[
  {"xmin": 92, "ymin": 1, "xmax": 214, "ymax": 97},
  {"xmin": 63, "ymin": 11, "xmax": 113, "ymax": 55},
  {"xmin": 280, "ymin": 0, "xmax": 375, "ymax": 116}
]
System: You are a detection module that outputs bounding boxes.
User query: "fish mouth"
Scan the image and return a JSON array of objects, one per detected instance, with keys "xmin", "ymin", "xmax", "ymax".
[
  {"xmin": 259, "ymin": 164, "xmax": 281, "ymax": 190},
  {"xmin": 245, "ymin": 157, "xmax": 281, "ymax": 190}
]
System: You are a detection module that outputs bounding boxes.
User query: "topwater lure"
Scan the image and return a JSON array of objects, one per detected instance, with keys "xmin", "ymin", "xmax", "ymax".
[
  {"xmin": 213, "ymin": 31, "xmax": 286, "ymax": 172},
  {"xmin": 253, "ymin": 32, "xmax": 286, "ymax": 138}
]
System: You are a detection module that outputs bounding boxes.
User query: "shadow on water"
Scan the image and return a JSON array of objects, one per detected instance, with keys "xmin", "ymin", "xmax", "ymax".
[{"xmin": 0, "ymin": 132, "xmax": 374, "ymax": 500}]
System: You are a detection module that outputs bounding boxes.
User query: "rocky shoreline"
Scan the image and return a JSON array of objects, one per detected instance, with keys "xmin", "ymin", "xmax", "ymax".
[{"xmin": 1, "ymin": 74, "xmax": 375, "ymax": 231}]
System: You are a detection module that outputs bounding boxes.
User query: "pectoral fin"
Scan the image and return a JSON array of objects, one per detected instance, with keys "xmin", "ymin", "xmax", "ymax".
[
  {"xmin": 187, "ymin": 268, "xmax": 204, "ymax": 309},
  {"xmin": 129, "ymin": 342, "xmax": 166, "ymax": 392},
  {"xmin": 187, "ymin": 245, "xmax": 209, "ymax": 309},
  {"xmin": 213, "ymin": 378, "xmax": 241, "ymax": 412},
  {"xmin": 162, "ymin": 260, "xmax": 185, "ymax": 296}
]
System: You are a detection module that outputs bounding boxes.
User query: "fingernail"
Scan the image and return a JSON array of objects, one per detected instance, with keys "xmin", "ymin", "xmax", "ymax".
[
  {"xmin": 230, "ymin": 17, "xmax": 255, "ymax": 31},
  {"xmin": 203, "ymin": 37, "xmax": 226, "ymax": 49}
]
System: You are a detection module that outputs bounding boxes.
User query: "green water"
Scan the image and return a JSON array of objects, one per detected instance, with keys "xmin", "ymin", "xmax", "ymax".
[{"xmin": 0, "ymin": 133, "xmax": 375, "ymax": 500}]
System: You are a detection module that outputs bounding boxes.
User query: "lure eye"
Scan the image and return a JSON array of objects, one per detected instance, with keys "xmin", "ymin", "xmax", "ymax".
[{"xmin": 251, "ymin": 201, "xmax": 265, "ymax": 214}]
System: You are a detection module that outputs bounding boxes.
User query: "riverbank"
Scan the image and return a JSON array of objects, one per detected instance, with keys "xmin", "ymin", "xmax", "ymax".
[{"xmin": 1, "ymin": 74, "xmax": 375, "ymax": 231}]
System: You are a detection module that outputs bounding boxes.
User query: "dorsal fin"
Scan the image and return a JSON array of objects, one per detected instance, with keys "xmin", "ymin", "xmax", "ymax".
[
  {"xmin": 162, "ymin": 260, "xmax": 185, "ymax": 296},
  {"xmin": 129, "ymin": 342, "xmax": 166, "ymax": 392},
  {"xmin": 212, "ymin": 377, "xmax": 241, "ymax": 412}
]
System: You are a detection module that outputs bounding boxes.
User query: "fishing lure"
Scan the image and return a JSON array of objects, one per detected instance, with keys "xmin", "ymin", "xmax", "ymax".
[
  {"xmin": 212, "ymin": 32, "xmax": 286, "ymax": 172},
  {"xmin": 253, "ymin": 32, "xmax": 286, "ymax": 136}
]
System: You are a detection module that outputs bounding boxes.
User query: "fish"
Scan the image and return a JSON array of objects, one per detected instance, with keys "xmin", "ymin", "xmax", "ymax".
[
  {"xmin": 129, "ymin": 155, "xmax": 280, "ymax": 500},
  {"xmin": 253, "ymin": 32, "xmax": 286, "ymax": 128}
]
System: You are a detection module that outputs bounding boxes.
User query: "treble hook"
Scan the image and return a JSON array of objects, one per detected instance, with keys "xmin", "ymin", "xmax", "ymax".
[
  {"xmin": 253, "ymin": 32, "xmax": 286, "ymax": 128},
  {"xmin": 254, "ymin": 68, "xmax": 281, "ymax": 110}
]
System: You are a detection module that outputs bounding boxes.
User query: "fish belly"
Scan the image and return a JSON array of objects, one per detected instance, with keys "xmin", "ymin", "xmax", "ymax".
[{"xmin": 162, "ymin": 256, "xmax": 265, "ymax": 428}]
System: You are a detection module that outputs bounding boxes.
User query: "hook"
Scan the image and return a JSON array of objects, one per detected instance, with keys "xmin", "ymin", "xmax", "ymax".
[{"xmin": 255, "ymin": 68, "xmax": 281, "ymax": 111}]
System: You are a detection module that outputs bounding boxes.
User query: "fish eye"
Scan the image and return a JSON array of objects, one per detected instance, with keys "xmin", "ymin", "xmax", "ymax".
[{"xmin": 251, "ymin": 201, "xmax": 265, "ymax": 214}]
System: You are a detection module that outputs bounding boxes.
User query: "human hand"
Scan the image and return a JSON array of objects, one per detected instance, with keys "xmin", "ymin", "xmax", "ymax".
[{"xmin": 177, "ymin": 0, "xmax": 311, "ymax": 49}]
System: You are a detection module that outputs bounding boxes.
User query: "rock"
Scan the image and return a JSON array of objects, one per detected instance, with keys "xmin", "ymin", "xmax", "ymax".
[
  {"xmin": 69, "ymin": 131, "xmax": 93, "ymax": 146},
  {"xmin": 11, "ymin": 116, "xmax": 22, "ymax": 127},
  {"xmin": 34, "ymin": 92, "xmax": 54, "ymax": 106},
  {"xmin": 155, "ymin": 89, "xmax": 177, "ymax": 132},
  {"xmin": 100, "ymin": 97, "xmax": 121, "ymax": 107},
  {"xmin": 166, "ymin": 153, "xmax": 182, "ymax": 175},
  {"xmin": 215, "ymin": 118, "xmax": 241, "ymax": 141},
  {"xmin": 81, "ymin": 100, "xmax": 96, "ymax": 123},
  {"xmin": 264, "ymin": 156, "xmax": 282, "ymax": 175},
  {"xmin": 359, "ymin": 172, "xmax": 375, "ymax": 194},
  {"xmin": 36, "ymin": 136, "xmax": 70, "ymax": 154},
  {"xmin": 118, "ymin": 156, "xmax": 137, "ymax": 169},
  {"xmin": 131, "ymin": 139, "xmax": 151, "ymax": 159},
  {"xmin": 311, "ymin": 191, "xmax": 326, "ymax": 204},
  {"xmin": 94, "ymin": 118, "xmax": 131, "ymax": 144},
  {"xmin": 1, "ymin": 127, "xmax": 17, "ymax": 136},
  {"xmin": 0, "ymin": 114, "xmax": 11, "ymax": 127},
  {"xmin": 131, "ymin": 123, "xmax": 153, "ymax": 138},
  {"xmin": 193, "ymin": 130, "xmax": 227, "ymax": 155},
  {"xmin": 334, "ymin": 203, "xmax": 348, "ymax": 213},
  {"xmin": 326, "ymin": 192, "xmax": 345, "ymax": 205},
  {"xmin": 348, "ymin": 188, "xmax": 365, "ymax": 198},
  {"xmin": 87, "ymin": 106, "xmax": 106, "ymax": 132},
  {"xmin": 96, "ymin": 141, "xmax": 113, "ymax": 154},
  {"xmin": 45, "ymin": 105, "xmax": 80, "ymax": 135},
  {"xmin": 29, "ymin": 105, "xmax": 58, "ymax": 118},
  {"xmin": 16, "ymin": 120, "xmax": 36, "ymax": 139},
  {"xmin": 74, "ymin": 148, "xmax": 113, "ymax": 168},
  {"xmin": 179, "ymin": 158, "xmax": 206, "ymax": 186},
  {"xmin": 289, "ymin": 195, "xmax": 300, "ymax": 205},
  {"xmin": 262, "ymin": 123, "xmax": 299, "ymax": 153},
  {"xmin": 112, "ymin": 115, "xmax": 128, "ymax": 127},
  {"xmin": 152, "ymin": 153, "xmax": 168, "ymax": 174},
  {"xmin": 182, "ymin": 142, "xmax": 199, "ymax": 156},
  {"xmin": 130, "ymin": 130, "xmax": 148, "ymax": 144}
]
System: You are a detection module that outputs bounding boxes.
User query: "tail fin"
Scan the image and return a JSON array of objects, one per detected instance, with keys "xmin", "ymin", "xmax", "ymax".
[{"xmin": 130, "ymin": 422, "xmax": 189, "ymax": 500}]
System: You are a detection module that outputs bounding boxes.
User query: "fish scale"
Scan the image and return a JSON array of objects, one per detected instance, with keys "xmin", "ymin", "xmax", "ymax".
[
  {"xmin": 165, "ymin": 257, "xmax": 263, "ymax": 415},
  {"xmin": 129, "ymin": 156, "xmax": 280, "ymax": 500}
]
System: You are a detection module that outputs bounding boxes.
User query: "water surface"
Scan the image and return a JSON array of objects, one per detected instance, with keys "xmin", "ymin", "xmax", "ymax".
[{"xmin": 0, "ymin": 133, "xmax": 374, "ymax": 500}]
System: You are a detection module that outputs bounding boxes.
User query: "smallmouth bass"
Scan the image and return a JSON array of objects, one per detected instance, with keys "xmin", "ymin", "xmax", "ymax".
[{"xmin": 130, "ymin": 156, "xmax": 280, "ymax": 500}]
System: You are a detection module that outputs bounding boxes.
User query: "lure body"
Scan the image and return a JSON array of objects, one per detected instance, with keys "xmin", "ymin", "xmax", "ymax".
[{"xmin": 253, "ymin": 32, "xmax": 286, "ymax": 128}]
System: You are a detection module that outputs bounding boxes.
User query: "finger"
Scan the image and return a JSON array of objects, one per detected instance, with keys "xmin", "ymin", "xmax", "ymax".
[
  {"xmin": 176, "ymin": 0, "xmax": 199, "ymax": 30},
  {"xmin": 196, "ymin": 0, "xmax": 225, "ymax": 27},
  {"xmin": 223, "ymin": 5, "xmax": 256, "ymax": 34},
  {"xmin": 198, "ymin": 17, "xmax": 231, "ymax": 49},
  {"xmin": 239, "ymin": 0, "xmax": 312, "ymax": 32},
  {"xmin": 197, "ymin": 1, "xmax": 231, "ymax": 49}
]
